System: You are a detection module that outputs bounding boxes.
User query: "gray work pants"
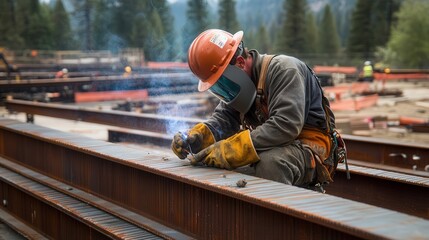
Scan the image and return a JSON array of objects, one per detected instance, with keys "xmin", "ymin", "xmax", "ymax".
[{"xmin": 253, "ymin": 141, "xmax": 315, "ymax": 186}]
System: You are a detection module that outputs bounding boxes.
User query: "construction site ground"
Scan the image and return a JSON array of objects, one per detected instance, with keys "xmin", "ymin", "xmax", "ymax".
[
  {"xmin": 1, "ymin": 80, "xmax": 428, "ymax": 145},
  {"xmin": 334, "ymin": 80, "xmax": 429, "ymax": 144}
]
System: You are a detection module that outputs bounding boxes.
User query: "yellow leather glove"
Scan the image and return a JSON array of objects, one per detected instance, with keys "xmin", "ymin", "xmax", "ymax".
[
  {"xmin": 171, "ymin": 123, "xmax": 215, "ymax": 159},
  {"xmin": 191, "ymin": 130, "xmax": 260, "ymax": 169}
]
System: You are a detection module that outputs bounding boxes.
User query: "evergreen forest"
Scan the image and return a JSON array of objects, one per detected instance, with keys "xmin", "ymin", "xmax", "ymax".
[{"xmin": 0, "ymin": 0, "xmax": 428, "ymax": 68}]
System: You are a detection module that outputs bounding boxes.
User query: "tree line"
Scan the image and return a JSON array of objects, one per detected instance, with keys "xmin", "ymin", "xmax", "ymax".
[{"xmin": 0, "ymin": 0, "xmax": 428, "ymax": 68}]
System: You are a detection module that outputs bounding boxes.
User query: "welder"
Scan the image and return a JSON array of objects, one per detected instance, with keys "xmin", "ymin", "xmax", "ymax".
[{"xmin": 171, "ymin": 29, "xmax": 346, "ymax": 188}]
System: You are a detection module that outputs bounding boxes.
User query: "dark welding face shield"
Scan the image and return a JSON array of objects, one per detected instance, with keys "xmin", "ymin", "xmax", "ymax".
[{"xmin": 208, "ymin": 64, "xmax": 256, "ymax": 114}]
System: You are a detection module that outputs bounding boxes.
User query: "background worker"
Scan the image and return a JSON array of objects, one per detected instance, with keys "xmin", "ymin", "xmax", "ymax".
[
  {"xmin": 55, "ymin": 68, "xmax": 69, "ymax": 79},
  {"xmin": 360, "ymin": 60, "xmax": 374, "ymax": 82},
  {"xmin": 123, "ymin": 66, "xmax": 132, "ymax": 77},
  {"xmin": 172, "ymin": 29, "xmax": 345, "ymax": 188}
]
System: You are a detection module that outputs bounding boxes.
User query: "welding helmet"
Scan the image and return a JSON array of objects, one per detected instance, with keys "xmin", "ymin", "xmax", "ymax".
[{"xmin": 188, "ymin": 29, "xmax": 256, "ymax": 114}]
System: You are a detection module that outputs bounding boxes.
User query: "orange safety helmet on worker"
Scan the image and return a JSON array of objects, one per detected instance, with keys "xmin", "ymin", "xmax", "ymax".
[{"xmin": 188, "ymin": 29, "xmax": 256, "ymax": 114}]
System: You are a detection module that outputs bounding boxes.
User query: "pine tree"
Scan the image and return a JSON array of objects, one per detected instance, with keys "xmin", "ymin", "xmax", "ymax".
[
  {"xmin": 112, "ymin": 0, "xmax": 140, "ymax": 47},
  {"xmin": 72, "ymin": 0, "xmax": 97, "ymax": 50},
  {"xmin": 93, "ymin": 0, "xmax": 111, "ymax": 50},
  {"xmin": 319, "ymin": 5, "xmax": 340, "ymax": 56},
  {"xmin": 255, "ymin": 25, "xmax": 270, "ymax": 54},
  {"xmin": 52, "ymin": 0, "xmax": 75, "ymax": 50},
  {"xmin": 305, "ymin": 12, "xmax": 318, "ymax": 55},
  {"xmin": 346, "ymin": 0, "xmax": 374, "ymax": 59},
  {"xmin": 181, "ymin": 0, "xmax": 211, "ymax": 61},
  {"xmin": 244, "ymin": 29, "xmax": 256, "ymax": 50},
  {"xmin": 276, "ymin": 0, "xmax": 308, "ymax": 55},
  {"xmin": 92, "ymin": 0, "xmax": 113, "ymax": 50},
  {"xmin": 372, "ymin": 0, "xmax": 401, "ymax": 48},
  {"xmin": 218, "ymin": 0, "xmax": 240, "ymax": 33},
  {"xmin": 149, "ymin": 0, "xmax": 176, "ymax": 61},
  {"xmin": 144, "ymin": 10, "xmax": 166, "ymax": 61},
  {"xmin": 23, "ymin": 2, "xmax": 53, "ymax": 50},
  {"xmin": 128, "ymin": 1, "xmax": 175, "ymax": 61},
  {"xmin": 130, "ymin": 13, "xmax": 148, "ymax": 52},
  {"xmin": 387, "ymin": 0, "xmax": 429, "ymax": 68},
  {"xmin": 14, "ymin": 0, "xmax": 44, "ymax": 50},
  {"xmin": 0, "ymin": 0, "xmax": 24, "ymax": 49}
]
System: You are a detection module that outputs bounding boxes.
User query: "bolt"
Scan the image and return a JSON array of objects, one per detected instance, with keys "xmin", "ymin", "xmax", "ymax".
[
  {"xmin": 2, "ymin": 199, "xmax": 7, "ymax": 206},
  {"xmin": 236, "ymin": 179, "xmax": 247, "ymax": 188}
]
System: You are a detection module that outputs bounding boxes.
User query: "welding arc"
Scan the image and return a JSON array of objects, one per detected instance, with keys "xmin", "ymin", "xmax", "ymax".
[{"xmin": 179, "ymin": 131, "xmax": 196, "ymax": 160}]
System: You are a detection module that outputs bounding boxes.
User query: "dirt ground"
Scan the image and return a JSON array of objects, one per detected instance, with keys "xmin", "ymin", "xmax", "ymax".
[
  {"xmin": 1, "ymin": 80, "xmax": 428, "ymax": 145},
  {"xmin": 333, "ymin": 80, "xmax": 429, "ymax": 144}
]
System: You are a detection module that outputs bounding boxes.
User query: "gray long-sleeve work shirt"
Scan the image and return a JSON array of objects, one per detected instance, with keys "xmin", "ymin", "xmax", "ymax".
[{"xmin": 205, "ymin": 50, "xmax": 330, "ymax": 151}]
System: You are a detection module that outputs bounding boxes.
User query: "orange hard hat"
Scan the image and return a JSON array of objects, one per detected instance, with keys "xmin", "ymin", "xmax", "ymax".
[{"xmin": 188, "ymin": 29, "xmax": 243, "ymax": 92}]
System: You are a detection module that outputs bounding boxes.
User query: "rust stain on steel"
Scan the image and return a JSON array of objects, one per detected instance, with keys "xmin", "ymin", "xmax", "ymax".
[
  {"xmin": 343, "ymin": 133, "xmax": 429, "ymax": 169},
  {"xmin": 5, "ymin": 100, "xmax": 429, "ymax": 170},
  {"xmin": 5, "ymin": 99, "xmax": 201, "ymax": 133},
  {"xmin": 0, "ymin": 207, "xmax": 49, "ymax": 240},
  {"xmin": 327, "ymin": 165, "xmax": 429, "ymax": 220},
  {"xmin": 338, "ymin": 164, "xmax": 429, "ymax": 186},
  {"xmin": 0, "ymin": 165, "xmax": 165, "ymax": 240}
]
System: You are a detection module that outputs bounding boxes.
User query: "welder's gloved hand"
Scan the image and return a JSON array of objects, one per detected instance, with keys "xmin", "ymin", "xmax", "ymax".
[
  {"xmin": 171, "ymin": 123, "xmax": 215, "ymax": 159},
  {"xmin": 191, "ymin": 130, "xmax": 260, "ymax": 169}
]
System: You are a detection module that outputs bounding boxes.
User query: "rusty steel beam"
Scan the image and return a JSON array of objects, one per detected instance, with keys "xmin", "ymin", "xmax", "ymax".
[
  {"xmin": 6, "ymin": 100, "xmax": 429, "ymax": 176},
  {"xmin": 106, "ymin": 127, "xmax": 429, "ymax": 176},
  {"xmin": 374, "ymin": 72, "xmax": 429, "ymax": 81},
  {"xmin": 0, "ymin": 165, "xmax": 163, "ymax": 239},
  {"xmin": 326, "ymin": 165, "xmax": 429, "ymax": 219},
  {"xmin": 0, "ymin": 207, "xmax": 48, "ymax": 240},
  {"xmin": 6, "ymin": 99, "xmax": 201, "ymax": 133},
  {"xmin": 0, "ymin": 118, "xmax": 428, "ymax": 240},
  {"xmin": 0, "ymin": 156, "xmax": 190, "ymax": 240},
  {"xmin": 343, "ymin": 134, "xmax": 429, "ymax": 172},
  {"xmin": 0, "ymin": 72, "xmax": 196, "ymax": 89},
  {"xmin": 108, "ymin": 128, "xmax": 172, "ymax": 146},
  {"xmin": 106, "ymin": 127, "xmax": 429, "ymax": 219},
  {"xmin": 346, "ymin": 159, "xmax": 429, "ymax": 178}
]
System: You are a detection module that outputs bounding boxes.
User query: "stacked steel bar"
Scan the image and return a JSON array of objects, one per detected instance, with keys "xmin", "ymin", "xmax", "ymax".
[
  {"xmin": 0, "ymin": 162, "xmax": 166, "ymax": 239},
  {"xmin": 0, "ymin": 118, "xmax": 428, "ymax": 239},
  {"xmin": 6, "ymin": 100, "xmax": 429, "ymax": 174}
]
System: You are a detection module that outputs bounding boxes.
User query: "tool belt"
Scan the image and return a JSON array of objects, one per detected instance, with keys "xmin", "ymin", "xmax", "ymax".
[
  {"xmin": 298, "ymin": 127, "xmax": 336, "ymax": 184},
  {"xmin": 245, "ymin": 54, "xmax": 349, "ymax": 184}
]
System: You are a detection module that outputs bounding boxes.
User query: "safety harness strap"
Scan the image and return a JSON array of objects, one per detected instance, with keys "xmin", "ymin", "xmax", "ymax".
[
  {"xmin": 255, "ymin": 54, "xmax": 275, "ymax": 122},
  {"xmin": 240, "ymin": 55, "xmax": 275, "ymax": 129}
]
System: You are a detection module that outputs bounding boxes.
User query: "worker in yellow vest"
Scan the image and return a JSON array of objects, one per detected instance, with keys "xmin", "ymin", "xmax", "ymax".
[{"xmin": 361, "ymin": 61, "xmax": 374, "ymax": 82}]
